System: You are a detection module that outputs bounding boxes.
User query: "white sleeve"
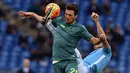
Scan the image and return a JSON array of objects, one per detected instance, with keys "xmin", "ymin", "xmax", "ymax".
[
  {"xmin": 45, "ymin": 19, "xmax": 56, "ymax": 35},
  {"xmin": 75, "ymin": 48, "xmax": 83, "ymax": 64},
  {"xmin": 75, "ymin": 49, "xmax": 88, "ymax": 73},
  {"xmin": 36, "ymin": 19, "xmax": 56, "ymax": 35},
  {"xmin": 78, "ymin": 64, "xmax": 88, "ymax": 73}
]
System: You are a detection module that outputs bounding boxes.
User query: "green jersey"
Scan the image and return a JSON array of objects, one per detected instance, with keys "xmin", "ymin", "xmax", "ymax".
[{"xmin": 52, "ymin": 17, "xmax": 93, "ymax": 61}]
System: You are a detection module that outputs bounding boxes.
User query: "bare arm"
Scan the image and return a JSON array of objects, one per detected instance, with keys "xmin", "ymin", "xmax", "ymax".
[
  {"xmin": 91, "ymin": 12, "xmax": 105, "ymax": 36},
  {"xmin": 89, "ymin": 37, "xmax": 101, "ymax": 45},
  {"xmin": 90, "ymin": 12, "xmax": 106, "ymax": 45},
  {"xmin": 91, "ymin": 12, "xmax": 109, "ymax": 48},
  {"xmin": 32, "ymin": 13, "xmax": 45, "ymax": 23},
  {"xmin": 99, "ymin": 34, "xmax": 109, "ymax": 48},
  {"xmin": 89, "ymin": 12, "xmax": 104, "ymax": 45},
  {"xmin": 18, "ymin": 11, "xmax": 45, "ymax": 23}
]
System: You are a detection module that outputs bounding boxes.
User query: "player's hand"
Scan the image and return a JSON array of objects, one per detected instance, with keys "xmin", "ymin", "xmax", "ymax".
[
  {"xmin": 99, "ymin": 34, "xmax": 107, "ymax": 42},
  {"xmin": 91, "ymin": 12, "xmax": 99, "ymax": 22},
  {"xmin": 94, "ymin": 43, "xmax": 103, "ymax": 49},
  {"xmin": 18, "ymin": 11, "xmax": 34, "ymax": 18}
]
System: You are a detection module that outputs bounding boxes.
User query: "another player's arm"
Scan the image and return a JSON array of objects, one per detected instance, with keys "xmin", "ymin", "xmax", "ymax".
[
  {"xmin": 89, "ymin": 12, "xmax": 106, "ymax": 46},
  {"xmin": 32, "ymin": 13, "xmax": 45, "ymax": 23},
  {"xmin": 18, "ymin": 11, "xmax": 60, "ymax": 25},
  {"xmin": 18, "ymin": 11, "xmax": 45, "ymax": 24},
  {"xmin": 89, "ymin": 37, "xmax": 101, "ymax": 45},
  {"xmin": 80, "ymin": 12, "xmax": 108, "ymax": 45},
  {"xmin": 91, "ymin": 12, "xmax": 105, "ymax": 36},
  {"xmin": 91, "ymin": 12, "xmax": 110, "ymax": 49},
  {"xmin": 100, "ymin": 34, "xmax": 109, "ymax": 49}
]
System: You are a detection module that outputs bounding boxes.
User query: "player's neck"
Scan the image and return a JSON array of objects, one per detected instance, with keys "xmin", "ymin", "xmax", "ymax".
[
  {"xmin": 68, "ymin": 21, "xmax": 76, "ymax": 25},
  {"xmin": 72, "ymin": 21, "xmax": 76, "ymax": 24}
]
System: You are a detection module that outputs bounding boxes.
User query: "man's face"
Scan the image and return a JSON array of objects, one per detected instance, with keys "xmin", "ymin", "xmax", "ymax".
[
  {"xmin": 65, "ymin": 10, "xmax": 77, "ymax": 24},
  {"xmin": 24, "ymin": 59, "xmax": 30, "ymax": 67}
]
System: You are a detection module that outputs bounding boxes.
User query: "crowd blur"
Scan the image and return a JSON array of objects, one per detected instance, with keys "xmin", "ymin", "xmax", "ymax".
[{"xmin": 0, "ymin": 0, "xmax": 130, "ymax": 73}]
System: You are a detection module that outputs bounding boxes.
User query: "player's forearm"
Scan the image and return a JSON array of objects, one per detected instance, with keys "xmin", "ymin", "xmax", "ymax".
[
  {"xmin": 32, "ymin": 13, "xmax": 45, "ymax": 23},
  {"xmin": 95, "ymin": 21, "xmax": 105, "ymax": 36},
  {"xmin": 102, "ymin": 38, "xmax": 109, "ymax": 48}
]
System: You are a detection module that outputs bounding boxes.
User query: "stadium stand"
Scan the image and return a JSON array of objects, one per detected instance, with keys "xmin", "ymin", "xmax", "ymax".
[{"xmin": 0, "ymin": 0, "xmax": 130, "ymax": 73}]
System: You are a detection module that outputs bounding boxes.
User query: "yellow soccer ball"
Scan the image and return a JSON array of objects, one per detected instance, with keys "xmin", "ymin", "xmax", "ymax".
[{"xmin": 45, "ymin": 3, "xmax": 60, "ymax": 18}]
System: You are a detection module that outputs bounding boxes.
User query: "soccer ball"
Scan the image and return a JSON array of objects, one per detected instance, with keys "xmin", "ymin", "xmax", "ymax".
[{"xmin": 45, "ymin": 3, "xmax": 60, "ymax": 18}]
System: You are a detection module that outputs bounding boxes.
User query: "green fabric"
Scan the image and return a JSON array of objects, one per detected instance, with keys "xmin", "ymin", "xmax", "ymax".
[
  {"xmin": 52, "ymin": 17, "xmax": 93, "ymax": 61},
  {"xmin": 53, "ymin": 59, "xmax": 78, "ymax": 73}
]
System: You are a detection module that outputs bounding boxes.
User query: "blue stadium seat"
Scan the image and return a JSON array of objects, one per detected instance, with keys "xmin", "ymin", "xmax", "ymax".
[
  {"xmin": 12, "ymin": 46, "xmax": 22, "ymax": 52},
  {"xmin": 0, "ymin": 0, "xmax": 130, "ymax": 73},
  {"xmin": 78, "ymin": 39, "xmax": 91, "ymax": 53},
  {"xmin": 0, "ymin": 19, "xmax": 8, "ymax": 33},
  {"xmin": 22, "ymin": 51, "xmax": 30, "ymax": 58}
]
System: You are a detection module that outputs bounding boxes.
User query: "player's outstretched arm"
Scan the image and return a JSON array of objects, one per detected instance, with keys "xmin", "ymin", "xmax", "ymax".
[{"xmin": 18, "ymin": 11, "xmax": 45, "ymax": 24}]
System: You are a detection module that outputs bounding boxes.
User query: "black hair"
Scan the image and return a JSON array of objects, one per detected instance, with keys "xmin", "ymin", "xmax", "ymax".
[{"xmin": 65, "ymin": 4, "xmax": 79, "ymax": 15}]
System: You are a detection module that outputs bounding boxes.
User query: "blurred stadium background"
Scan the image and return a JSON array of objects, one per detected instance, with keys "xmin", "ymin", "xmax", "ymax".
[{"xmin": 0, "ymin": 0, "xmax": 130, "ymax": 73}]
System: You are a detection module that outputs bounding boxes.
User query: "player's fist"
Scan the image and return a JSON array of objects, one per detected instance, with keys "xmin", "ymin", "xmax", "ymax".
[
  {"xmin": 91, "ymin": 12, "xmax": 99, "ymax": 22},
  {"xmin": 18, "ymin": 11, "xmax": 34, "ymax": 18},
  {"xmin": 99, "ymin": 34, "xmax": 107, "ymax": 42}
]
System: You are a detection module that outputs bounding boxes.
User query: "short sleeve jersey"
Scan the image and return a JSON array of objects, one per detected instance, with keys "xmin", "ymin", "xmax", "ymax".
[{"xmin": 52, "ymin": 17, "xmax": 93, "ymax": 61}]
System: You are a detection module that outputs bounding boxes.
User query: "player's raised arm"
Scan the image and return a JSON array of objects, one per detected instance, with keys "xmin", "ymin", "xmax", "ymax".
[
  {"xmin": 91, "ymin": 12, "xmax": 105, "ymax": 36},
  {"xmin": 89, "ymin": 12, "xmax": 106, "ymax": 45},
  {"xmin": 18, "ymin": 11, "xmax": 45, "ymax": 23},
  {"xmin": 99, "ymin": 34, "xmax": 109, "ymax": 49},
  {"xmin": 91, "ymin": 12, "xmax": 110, "ymax": 49}
]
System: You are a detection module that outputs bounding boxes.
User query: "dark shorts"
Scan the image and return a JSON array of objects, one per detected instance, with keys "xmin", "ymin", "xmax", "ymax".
[{"xmin": 53, "ymin": 59, "xmax": 78, "ymax": 73}]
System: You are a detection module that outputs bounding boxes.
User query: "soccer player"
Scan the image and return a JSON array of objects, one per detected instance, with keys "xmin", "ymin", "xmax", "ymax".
[
  {"xmin": 18, "ymin": 4, "xmax": 102, "ymax": 73},
  {"xmin": 75, "ymin": 13, "xmax": 112, "ymax": 73},
  {"xmin": 75, "ymin": 34, "xmax": 112, "ymax": 73}
]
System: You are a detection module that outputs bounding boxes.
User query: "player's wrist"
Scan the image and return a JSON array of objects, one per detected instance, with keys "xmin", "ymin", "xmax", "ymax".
[
  {"xmin": 95, "ymin": 20, "xmax": 99, "ymax": 24},
  {"xmin": 32, "ymin": 12, "xmax": 36, "ymax": 17},
  {"xmin": 41, "ymin": 17, "xmax": 46, "ymax": 23}
]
